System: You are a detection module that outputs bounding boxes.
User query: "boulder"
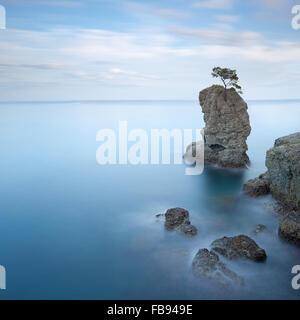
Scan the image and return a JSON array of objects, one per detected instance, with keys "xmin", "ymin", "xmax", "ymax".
[
  {"xmin": 278, "ymin": 212, "xmax": 300, "ymax": 245},
  {"xmin": 195, "ymin": 85, "xmax": 251, "ymax": 168},
  {"xmin": 211, "ymin": 235, "xmax": 267, "ymax": 261},
  {"xmin": 165, "ymin": 208, "xmax": 189, "ymax": 230},
  {"xmin": 163, "ymin": 208, "xmax": 198, "ymax": 236},
  {"xmin": 192, "ymin": 248, "xmax": 243, "ymax": 286},
  {"xmin": 266, "ymin": 132, "xmax": 300, "ymax": 210},
  {"xmin": 243, "ymin": 172, "xmax": 271, "ymax": 197}
]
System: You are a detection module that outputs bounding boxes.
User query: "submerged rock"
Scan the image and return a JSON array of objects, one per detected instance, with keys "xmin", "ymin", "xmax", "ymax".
[
  {"xmin": 243, "ymin": 172, "xmax": 271, "ymax": 197},
  {"xmin": 279, "ymin": 212, "xmax": 300, "ymax": 246},
  {"xmin": 211, "ymin": 235, "xmax": 267, "ymax": 261},
  {"xmin": 195, "ymin": 85, "xmax": 251, "ymax": 168},
  {"xmin": 251, "ymin": 224, "xmax": 268, "ymax": 236},
  {"xmin": 179, "ymin": 223, "xmax": 198, "ymax": 236},
  {"xmin": 162, "ymin": 208, "xmax": 198, "ymax": 236},
  {"xmin": 192, "ymin": 249, "xmax": 243, "ymax": 286},
  {"xmin": 266, "ymin": 132, "xmax": 300, "ymax": 210}
]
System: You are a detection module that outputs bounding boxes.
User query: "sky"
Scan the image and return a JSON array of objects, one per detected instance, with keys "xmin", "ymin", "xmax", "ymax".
[{"xmin": 0, "ymin": 0, "xmax": 299, "ymax": 101}]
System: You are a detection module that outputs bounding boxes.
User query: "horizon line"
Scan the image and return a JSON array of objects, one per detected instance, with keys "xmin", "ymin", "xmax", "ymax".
[{"xmin": 1, "ymin": 98, "xmax": 300, "ymax": 104}]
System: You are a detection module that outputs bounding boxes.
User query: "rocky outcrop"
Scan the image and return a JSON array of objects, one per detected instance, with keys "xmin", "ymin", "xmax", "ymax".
[
  {"xmin": 211, "ymin": 235, "xmax": 267, "ymax": 261},
  {"xmin": 192, "ymin": 249, "xmax": 243, "ymax": 286},
  {"xmin": 194, "ymin": 85, "xmax": 251, "ymax": 168},
  {"xmin": 158, "ymin": 208, "xmax": 198, "ymax": 236},
  {"xmin": 243, "ymin": 172, "xmax": 271, "ymax": 197},
  {"xmin": 279, "ymin": 212, "xmax": 300, "ymax": 245},
  {"xmin": 243, "ymin": 132, "xmax": 300, "ymax": 246},
  {"xmin": 266, "ymin": 132, "xmax": 300, "ymax": 210}
]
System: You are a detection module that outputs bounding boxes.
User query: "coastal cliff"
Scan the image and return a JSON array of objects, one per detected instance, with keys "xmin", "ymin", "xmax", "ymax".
[{"xmin": 244, "ymin": 132, "xmax": 300, "ymax": 245}]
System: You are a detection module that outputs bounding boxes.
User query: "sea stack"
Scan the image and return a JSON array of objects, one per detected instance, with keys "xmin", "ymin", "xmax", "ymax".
[{"xmin": 199, "ymin": 85, "xmax": 251, "ymax": 168}]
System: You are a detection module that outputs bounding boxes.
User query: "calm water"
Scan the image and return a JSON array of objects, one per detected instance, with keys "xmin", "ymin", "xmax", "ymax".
[{"xmin": 0, "ymin": 99, "xmax": 300, "ymax": 300}]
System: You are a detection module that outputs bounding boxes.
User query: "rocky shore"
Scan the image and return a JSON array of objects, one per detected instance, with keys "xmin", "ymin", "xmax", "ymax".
[{"xmin": 243, "ymin": 132, "xmax": 300, "ymax": 245}]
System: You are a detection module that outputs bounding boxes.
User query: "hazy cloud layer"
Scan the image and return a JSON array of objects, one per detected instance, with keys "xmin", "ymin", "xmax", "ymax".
[{"xmin": 0, "ymin": 0, "xmax": 299, "ymax": 100}]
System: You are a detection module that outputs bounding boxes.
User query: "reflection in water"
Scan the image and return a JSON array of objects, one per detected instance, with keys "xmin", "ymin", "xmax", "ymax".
[{"xmin": 202, "ymin": 166, "xmax": 245, "ymax": 212}]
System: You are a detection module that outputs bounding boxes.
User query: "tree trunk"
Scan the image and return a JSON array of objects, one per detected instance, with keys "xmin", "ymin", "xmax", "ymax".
[{"xmin": 224, "ymin": 87, "xmax": 227, "ymax": 101}]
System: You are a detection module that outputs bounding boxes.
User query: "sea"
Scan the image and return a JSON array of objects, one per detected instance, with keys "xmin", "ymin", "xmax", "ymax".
[{"xmin": 0, "ymin": 99, "xmax": 299, "ymax": 299}]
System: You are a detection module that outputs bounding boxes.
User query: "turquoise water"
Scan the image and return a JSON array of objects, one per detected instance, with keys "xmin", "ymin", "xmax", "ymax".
[{"xmin": 0, "ymin": 99, "xmax": 300, "ymax": 299}]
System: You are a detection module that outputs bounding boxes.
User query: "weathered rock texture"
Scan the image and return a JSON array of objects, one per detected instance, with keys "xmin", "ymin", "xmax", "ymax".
[
  {"xmin": 243, "ymin": 172, "xmax": 271, "ymax": 197},
  {"xmin": 192, "ymin": 248, "xmax": 243, "ymax": 286},
  {"xmin": 279, "ymin": 212, "xmax": 300, "ymax": 246},
  {"xmin": 162, "ymin": 208, "xmax": 198, "ymax": 236},
  {"xmin": 211, "ymin": 235, "xmax": 267, "ymax": 262},
  {"xmin": 243, "ymin": 132, "xmax": 300, "ymax": 246},
  {"xmin": 199, "ymin": 85, "xmax": 251, "ymax": 168},
  {"xmin": 266, "ymin": 132, "xmax": 300, "ymax": 210}
]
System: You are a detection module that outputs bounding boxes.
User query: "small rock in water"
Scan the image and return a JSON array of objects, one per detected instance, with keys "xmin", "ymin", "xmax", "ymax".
[
  {"xmin": 179, "ymin": 223, "xmax": 198, "ymax": 237},
  {"xmin": 251, "ymin": 224, "xmax": 268, "ymax": 236},
  {"xmin": 192, "ymin": 248, "xmax": 243, "ymax": 287},
  {"xmin": 243, "ymin": 172, "xmax": 271, "ymax": 197},
  {"xmin": 165, "ymin": 208, "xmax": 189, "ymax": 230},
  {"xmin": 163, "ymin": 208, "xmax": 198, "ymax": 236},
  {"xmin": 279, "ymin": 212, "xmax": 300, "ymax": 246},
  {"xmin": 211, "ymin": 235, "xmax": 267, "ymax": 262}
]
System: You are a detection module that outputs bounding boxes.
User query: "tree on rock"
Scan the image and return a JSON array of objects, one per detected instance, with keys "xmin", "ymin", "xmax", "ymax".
[{"xmin": 212, "ymin": 67, "xmax": 242, "ymax": 100}]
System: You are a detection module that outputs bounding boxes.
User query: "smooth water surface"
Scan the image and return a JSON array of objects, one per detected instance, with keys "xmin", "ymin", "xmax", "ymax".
[{"xmin": 0, "ymin": 99, "xmax": 300, "ymax": 299}]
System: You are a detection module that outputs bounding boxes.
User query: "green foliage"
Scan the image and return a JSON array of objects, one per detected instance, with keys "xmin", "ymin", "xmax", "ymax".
[{"xmin": 212, "ymin": 67, "xmax": 243, "ymax": 94}]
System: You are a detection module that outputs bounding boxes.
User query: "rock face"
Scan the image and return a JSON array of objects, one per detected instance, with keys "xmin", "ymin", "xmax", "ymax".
[
  {"xmin": 192, "ymin": 249, "xmax": 243, "ymax": 286},
  {"xmin": 163, "ymin": 208, "xmax": 198, "ymax": 236},
  {"xmin": 266, "ymin": 132, "xmax": 300, "ymax": 210},
  {"xmin": 243, "ymin": 172, "xmax": 271, "ymax": 197},
  {"xmin": 199, "ymin": 85, "xmax": 251, "ymax": 168},
  {"xmin": 211, "ymin": 235, "xmax": 267, "ymax": 261},
  {"xmin": 279, "ymin": 212, "xmax": 300, "ymax": 245},
  {"xmin": 243, "ymin": 132, "xmax": 300, "ymax": 246}
]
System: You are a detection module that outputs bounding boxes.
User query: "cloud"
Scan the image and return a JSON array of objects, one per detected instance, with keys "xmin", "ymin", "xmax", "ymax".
[
  {"xmin": 109, "ymin": 68, "xmax": 160, "ymax": 80},
  {"xmin": 255, "ymin": 0, "xmax": 288, "ymax": 8},
  {"xmin": 215, "ymin": 14, "xmax": 239, "ymax": 23},
  {"xmin": 193, "ymin": 0, "xmax": 234, "ymax": 10},
  {"xmin": 198, "ymin": 41, "xmax": 300, "ymax": 63},
  {"xmin": 0, "ymin": 63, "xmax": 68, "ymax": 70},
  {"xmin": 42, "ymin": 1, "xmax": 82, "ymax": 7},
  {"xmin": 0, "ymin": 0, "xmax": 82, "ymax": 7},
  {"xmin": 169, "ymin": 26, "xmax": 263, "ymax": 46},
  {"xmin": 153, "ymin": 9, "xmax": 189, "ymax": 19},
  {"xmin": 1, "ymin": 26, "xmax": 300, "ymax": 100}
]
